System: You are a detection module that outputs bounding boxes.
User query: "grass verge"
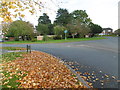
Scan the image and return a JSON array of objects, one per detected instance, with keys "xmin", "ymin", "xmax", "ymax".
[
  {"xmin": 1, "ymin": 47, "xmax": 26, "ymax": 50},
  {"xmin": 1, "ymin": 52, "xmax": 26, "ymax": 63},
  {"xmin": 3, "ymin": 37, "xmax": 106, "ymax": 44},
  {"xmin": 1, "ymin": 52, "xmax": 27, "ymax": 88}
]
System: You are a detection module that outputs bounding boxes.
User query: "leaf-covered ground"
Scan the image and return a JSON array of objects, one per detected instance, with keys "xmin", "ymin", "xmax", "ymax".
[
  {"xmin": 1, "ymin": 47, "xmax": 26, "ymax": 50},
  {"xmin": 1, "ymin": 51, "xmax": 91, "ymax": 88}
]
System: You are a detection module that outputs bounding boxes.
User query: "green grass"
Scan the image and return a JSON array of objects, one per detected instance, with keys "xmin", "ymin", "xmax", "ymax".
[
  {"xmin": 3, "ymin": 37, "xmax": 106, "ymax": 44},
  {"xmin": 1, "ymin": 47, "xmax": 26, "ymax": 50},
  {"xmin": 1, "ymin": 71, "xmax": 27, "ymax": 88},
  {"xmin": 1, "ymin": 52, "xmax": 27, "ymax": 88},
  {"xmin": 2, "ymin": 52, "xmax": 26, "ymax": 63}
]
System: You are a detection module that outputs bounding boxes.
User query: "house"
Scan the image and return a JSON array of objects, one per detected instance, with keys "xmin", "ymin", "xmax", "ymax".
[{"xmin": 99, "ymin": 28, "xmax": 113, "ymax": 35}]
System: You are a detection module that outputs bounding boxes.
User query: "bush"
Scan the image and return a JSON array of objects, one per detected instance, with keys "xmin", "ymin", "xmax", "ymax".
[
  {"xmin": 43, "ymin": 35, "xmax": 49, "ymax": 41},
  {"xmin": 48, "ymin": 37, "xmax": 53, "ymax": 40},
  {"xmin": 3, "ymin": 38, "xmax": 9, "ymax": 41},
  {"xmin": 53, "ymin": 35, "xmax": 62, "ymax": 40},
  {"xmin": 15, "ymin": 37, "xmax": 19, "ymax": 41},
  {"xmin": 31, "ymin": 38, "xmax": 37, "ymax": 42}
]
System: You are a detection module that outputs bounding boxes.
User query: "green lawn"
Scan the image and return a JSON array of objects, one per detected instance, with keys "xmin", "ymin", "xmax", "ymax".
[{"xmin": 3, "ymin": 37, "xmax": 106, "ymax": 44}]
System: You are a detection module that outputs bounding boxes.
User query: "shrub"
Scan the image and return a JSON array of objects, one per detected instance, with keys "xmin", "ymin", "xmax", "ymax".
[
  {"xmin": 15, "ymin": 37, "xmax": 19, "ymax": 41},
  {"xmin": 53, "ymin": 35, "xmax": 62, "ymax": 40},
  {"xmin": 43, "ymin": 35, "xmax": 49, "ymax": 41},
  {"xmin": 31, "ymin": 38, "xmax": 37, "ymax": 42}
]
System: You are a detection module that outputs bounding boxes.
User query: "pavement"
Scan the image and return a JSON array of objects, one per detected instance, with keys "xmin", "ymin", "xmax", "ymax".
[{"xmin": 2, "ymin": 37, "xmax": 119, "ymax": 88}]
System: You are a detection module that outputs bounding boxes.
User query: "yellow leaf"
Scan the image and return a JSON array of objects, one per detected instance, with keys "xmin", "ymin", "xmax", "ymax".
[
  {"xmin": 14, "ymin": 9, "xmax": 19, "ymax": 12},
  {"xmin": 21, "ymin": 14, "xmax": 25, "ymax": 17},
  {"xmin": 25, "ymin": 7, "xmax": 29, "ymax": 9},
  {"xmin": 20, "ymin": 9, "xmax": 25, "ymax": 11},
  {"xmin": 13, "ymin": 14, "xmax": 17, "ymax": 18}
]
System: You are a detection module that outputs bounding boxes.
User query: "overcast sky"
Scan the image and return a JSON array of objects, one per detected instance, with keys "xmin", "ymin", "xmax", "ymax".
[{"xmin": 24, "ymin": 0, "xmax": 119, "ymax": 31}]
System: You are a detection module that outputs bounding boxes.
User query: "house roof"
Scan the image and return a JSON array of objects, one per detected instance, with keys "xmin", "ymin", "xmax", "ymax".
[{"xmin": 102, "ymin": 28, "xmax": 113, "ymax": 30}]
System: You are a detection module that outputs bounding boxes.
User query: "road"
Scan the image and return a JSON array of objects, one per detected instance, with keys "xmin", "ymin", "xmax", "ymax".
[{"xmin": 2, "ymin": 37, "xmax": 118, "ymax": 88}]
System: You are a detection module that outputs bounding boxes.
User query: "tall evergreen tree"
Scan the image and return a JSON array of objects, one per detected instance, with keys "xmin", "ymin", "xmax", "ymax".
[
  {"xmin": 37, "ymin": 13, "xmax": 53, "ymax": 35},
  {"xmin": 54, "ymin": 8, "xmax": 71, "ymax": 26},
  {"xmin": 89, "ymin": 23, "xmax": 103, "ymax": 35},
  {"xmin": 38, "ymin": 13, "xmax": 51, "ymax": 24}
]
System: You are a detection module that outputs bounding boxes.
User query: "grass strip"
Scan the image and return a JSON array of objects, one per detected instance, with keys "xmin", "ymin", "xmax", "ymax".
[
  {"xmin": 0, "ymin": 47, "xmax": 26, "ymax": 50},
  {"xmin": 3, "ymin": 37, "xmax": 106, "ymax": 44},
  {"xmin": 1, "ymin": 52, "xmax": 26, "ymax": 63}
]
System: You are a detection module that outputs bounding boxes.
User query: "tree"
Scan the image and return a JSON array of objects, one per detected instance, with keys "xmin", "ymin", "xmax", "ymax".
[
  {"xmin": 114, "ymin": 29, "xmax": 120, "ymax": 36},
  {"xmin": 38, "ymin": 13, "xmax": 51, "ymax": 24},
  {"xmin": 67, "ymin": 23, "xmax": 78, "ymax": 39},
  {"xmin": 67, "ymin": 19, "xmax": 90, "ymax": 38},
  {"xmin": 79, "ymin": 24, "xmax": 91, "ymax": 38},
  {"xmin": 48, "ymin": 24, "xmax": 54, "ymax": 35},
  {"xmin": 89, "ymin": 23, "xmax": 103, "ymax": 35},
  {"xmin": 36, "ymin": 24, "xmax": 49, "ymax": 35},
  {"xmin": 54, "ymin": 8, "xmax": 71, "ymax": 26},
  {"xmin": 6, "ymin": 20, "xmax": 34, "ymax": 41},
  {"xmin": 37, "ymin": 13, "xmax": 53, "ymax": 35},
  {"xmin": 71, "ymin": 10, "xmax": 92, "ymax": 25},
  {"xmin": 0, "ymin": 0, "xmax": 44, "ymax": 23},
  {"xmin": 53, "ymin": 25, "xmax": 66, "ymax": 38},
  {"xmin": 1, "ymin": 22, "xmax": 10, "ymax": 35}
]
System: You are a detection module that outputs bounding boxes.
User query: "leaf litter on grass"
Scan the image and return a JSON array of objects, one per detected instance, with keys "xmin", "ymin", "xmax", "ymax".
[{"xmin": 1, "ymin": 51, "xmax": 93, "ymax": 88}]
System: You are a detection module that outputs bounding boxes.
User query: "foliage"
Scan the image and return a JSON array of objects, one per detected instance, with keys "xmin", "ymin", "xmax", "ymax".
[
  {"xmin": 71, "ymin": 10, "xmax": 92, "ymax": 25},
  {"xmin": 54, "ymin": 8, "xmax": 71, "ymax": 26},
  {"xmin": 36, "ymin": 13, "xmax": 54, "ymax": 35},
  {"xmin": 0, "ymin": 0, "xmax": 44, "ymax": 23},
  {"xmin": 78, "ymin": 24, "xmax": 91, "ymax": 38},
  {"xmin": 48, "ymin": 24, "xmax": 54, "ymax": 35},
  {"xmin": 31, "ymin": 38, "xmax": 37, "ymax": 42},
  {"xmin": 67, "ymin": 19, "xmax": 91, "ymax": 38},
  {"xmin": 43, "ymin": 34, "xmax": 49, "ymax": 41},
  {"xmin": 89, "ymin": 23, "xmax": 103, "ymax": 34},
  {"xmin": 1, "ymin": 22, "xmax": 10, "ymax": 35},
  {"xmin": 114, "ymin": 29, "xmax": 120, "ymax": 36},
  {"xmin": 6, "ymin": 20, "xmax": 34, "ymax": 41},
  {"xmin": 54, "ymin": 9, "xmax": 92, "ymax": 38},
  {"xmin": 53, "ymin": 35, "xmax": 62, "ymax": 40},
  {"xmin": 53, "ymin": 25, "xmax": 66, "ymax": 37},
  {"xmin": 38, "ymin": 13, "xmax": 51, "ymax": 24},
  {"xmin": 36, "ymin": 24, "xmax": 49, "ymax": 35}
]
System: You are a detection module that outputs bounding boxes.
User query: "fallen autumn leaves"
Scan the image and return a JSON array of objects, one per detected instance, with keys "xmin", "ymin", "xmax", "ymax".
[{"xmin": 1, "ymin": 51, "xmax": 91, "ymax": 88}]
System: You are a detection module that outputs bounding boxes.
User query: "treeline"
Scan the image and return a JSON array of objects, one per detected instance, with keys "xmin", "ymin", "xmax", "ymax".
[
  {"xmin": 36, "ymin": 8, "xmax": 103, "ymax": 39},
  {"xmin": 3, "ymin": 8, "xmax": 103, "ymax": 41}
]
